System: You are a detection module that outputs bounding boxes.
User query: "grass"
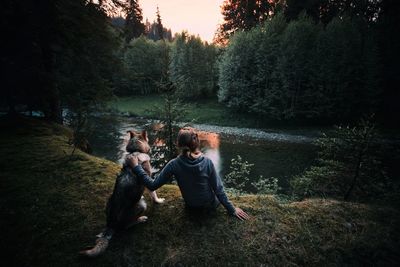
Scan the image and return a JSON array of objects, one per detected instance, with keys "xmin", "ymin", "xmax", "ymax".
[{"xmin": 1, "ymin": 116, "xmax": 399, "ymax": 266}]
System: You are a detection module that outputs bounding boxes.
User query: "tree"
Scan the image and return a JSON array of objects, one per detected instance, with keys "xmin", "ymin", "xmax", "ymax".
[
  {"xmin": 218, "ymin": 14, "xmax": 287, "ymax": 116},
  {"xmin": 251, "ymin": 13, "xmax": 287, "ymax": 119},
  {"xmin": 2, "ymin": 0, "xmax": 62, "ymax": 122},
  {"xmin": 155, "ymin": 6, "xmax": 164, "ymax": 41},
  {"xmin": 149, "ymin": 81, "xmax": 187, "ymax": 170},
  {"xmin": 376, "ymin": 0, "xmax": 400, "ymax": 127},
  {"xmin": 218, "ymin": 29, "xmax": 260, "ymax": 111},
  {"xmin": 291, "ymin": 116, "xmax": 391, "ymax": 201},
  {"xmin": 170, "ymin": 32, "xmax": 218, "ymax": 99},
  {"xmin": 1, "ymin": 0, "xmax": 122, "ymax": 124},
  {"xmin": 215, "ymin": 0, "xmax": 278, "ymax": 44},
  {"xmin": 278, "ymin": 14, "xmax": 320, "ymax": 119},
  {"xmin": 314, "ymin": 16, "xmax": 381, "ymax": 121},
  {"xmin": 217, "ymin": 12, "xmax": 381, "ymax": 122},
  {"xmin": 124, "ymin": 0, "xmax": 145, "ymax": 43},
  {"xmin": 122, "ymin": 36, "xmax": 169, "ymax": 95},
  {"xmin": 284, "ymin": 0, "xmax": 381, "ymax": 25},
  {"xmin": 145, "ymin": 20, "xmax": 173, "ymax": 42}
]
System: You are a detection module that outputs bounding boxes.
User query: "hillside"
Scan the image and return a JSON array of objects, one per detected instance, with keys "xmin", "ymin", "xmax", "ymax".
[{"xmin": 0, "ymin": 116, "xmax": 399, "ymax": 266}]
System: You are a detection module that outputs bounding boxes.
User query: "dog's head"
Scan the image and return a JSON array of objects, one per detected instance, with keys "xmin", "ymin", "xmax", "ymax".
[{"xmin": 126, "ymin": 130, "xmax": 151, "ymax": 154}]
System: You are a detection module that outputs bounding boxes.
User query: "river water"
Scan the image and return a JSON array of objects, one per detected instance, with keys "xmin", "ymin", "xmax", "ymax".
[{"xmin": 87, "ymin": 114, "xmax": 318, "ymax": 193}]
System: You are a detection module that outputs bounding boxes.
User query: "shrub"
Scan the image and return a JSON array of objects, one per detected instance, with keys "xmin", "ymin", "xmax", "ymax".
[
  {"xmin": 291, "ymin": 116, "xmax": 391, "ymax": 201},
  {"xmin": 225, "ymin": 155, "xmax": 279, "ymax": 196}
]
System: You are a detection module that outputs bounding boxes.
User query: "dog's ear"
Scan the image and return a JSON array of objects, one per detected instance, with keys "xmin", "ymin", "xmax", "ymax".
[
  {"xmin": 127, "ymin": 131, "xmax": 135, "ymax": 139},
  {"xmin": 141, "ymin": 130, "xmax": 148, "ymax": 141}
]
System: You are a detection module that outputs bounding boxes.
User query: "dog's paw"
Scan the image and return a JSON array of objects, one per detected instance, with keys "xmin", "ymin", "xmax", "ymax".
[
  {"xmin": 137, "ymin": 216, "xmax": 148, "ymax": 223},
  {"xmin": 153, "ymin": 197, "xmax": 165, "ymax": 204}
]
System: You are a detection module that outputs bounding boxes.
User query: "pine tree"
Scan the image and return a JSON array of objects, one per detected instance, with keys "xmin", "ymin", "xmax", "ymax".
[
  {"xmin": 284, "ymin": 0, "xmax": 380, "ymax": 24},
  {"xmin": 155, "ymin": 6, "xmax": 164, "ymax": 41},
  {"xmin": 169, "ymin": 32, "xmax": 218, "ymax": 99},
  {"xmin": 215, "ymin": 0, "xmax": 276, "ymax": 44},
  {"xmin": 124, "ymin": 0, "xmax": 145, "ymax": 43}
]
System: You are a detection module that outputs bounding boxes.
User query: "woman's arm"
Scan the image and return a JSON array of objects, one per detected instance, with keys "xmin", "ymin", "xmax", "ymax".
[
  {"xmin": 208, "ymin": 160, "xmax": 250, "ymax": 220},
  {"xmin": 127, "ymin": 155, "xmax": 174, "ymax": 191}
]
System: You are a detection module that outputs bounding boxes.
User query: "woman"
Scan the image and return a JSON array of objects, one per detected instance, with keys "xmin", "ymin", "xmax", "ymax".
[{"xmin": 127, "ymin": 127, "xmax": 249, "ymax": 220}]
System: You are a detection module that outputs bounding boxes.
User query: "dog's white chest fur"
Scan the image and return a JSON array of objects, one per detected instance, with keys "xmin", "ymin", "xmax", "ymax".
[{"xmin": 128, "ymin": 152, "xmax": 150, "ymax": 164}]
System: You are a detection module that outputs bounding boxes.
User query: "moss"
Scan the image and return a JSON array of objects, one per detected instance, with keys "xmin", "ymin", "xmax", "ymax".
[{"xmin": 1, "ymin": 117, "xmax": 399, "ymax": 266}]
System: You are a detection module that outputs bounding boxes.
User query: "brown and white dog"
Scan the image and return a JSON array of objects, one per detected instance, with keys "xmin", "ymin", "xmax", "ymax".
[{"xmin": 80, "ymin": 130, "xmax": 163, "ymax": 257}]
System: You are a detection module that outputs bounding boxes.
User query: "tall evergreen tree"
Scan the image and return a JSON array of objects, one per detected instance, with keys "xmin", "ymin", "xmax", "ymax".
[
  {"xmin": 155, "ymin": 6, "xmax": 164, "ymax": 41},
  {"xmin": 377, "ymin": 0, "xmax": 400, "ymax": 127},
  {"xmin": 215, "ymin": 0, "xmax": 277, "ymax": 44},
  {"xmin": 284, "ymin": 0, "xmax": 381, "ymax": 24},
  {"xmin": 170, "ymin": 32, "xmax": 218, "ymax": 99},
  {"xmin": 123, "ymin": 36, "xmax": 168, "ymax": 95},
  {"xmin": 1, "ymin": 0, "xmax": 121, "ymax": 123},
  {"xmin": 124, "ymin": 0, "xmax": 145, "ymax": 43}
]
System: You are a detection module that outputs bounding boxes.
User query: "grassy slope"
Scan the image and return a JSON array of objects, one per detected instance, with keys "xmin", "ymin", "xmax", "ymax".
[{"xmin": 1, "ymin": 117, "xmax": 399, "ymax": 266}]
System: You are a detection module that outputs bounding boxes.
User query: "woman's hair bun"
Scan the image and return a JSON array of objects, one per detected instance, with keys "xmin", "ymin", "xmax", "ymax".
[{"xmin": 177, "ymin": 127, "xmax": 200, "ymax": 152}]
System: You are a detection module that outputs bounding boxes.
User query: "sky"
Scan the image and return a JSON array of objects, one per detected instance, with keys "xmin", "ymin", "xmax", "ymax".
[{"xmin": 140, "ymin": 0, "xmax": 225, "ymax": 43}]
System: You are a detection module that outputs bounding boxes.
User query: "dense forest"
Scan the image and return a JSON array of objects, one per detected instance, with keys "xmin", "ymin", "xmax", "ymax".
[{"xmin": 2, "ymin": 0, "xmax": 399, "ymax": 127}]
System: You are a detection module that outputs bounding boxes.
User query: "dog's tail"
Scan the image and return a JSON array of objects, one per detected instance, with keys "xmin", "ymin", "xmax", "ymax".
[{"xmin": 79, "ymin": 237, "xmax": 109, "ymax": 257}]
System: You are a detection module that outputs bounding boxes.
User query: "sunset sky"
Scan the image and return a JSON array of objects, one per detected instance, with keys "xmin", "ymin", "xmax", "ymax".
[{"xmin": 140, "ymin": 0, "xmax": 225, "ymax": 42}]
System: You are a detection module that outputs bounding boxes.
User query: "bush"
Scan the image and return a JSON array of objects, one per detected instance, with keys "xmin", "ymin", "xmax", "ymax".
[
  {"xmin": 291, "ymin": 116, "xmax": 392, "ymax": 201},
  {"xmin": 224, "ymin": 155, "xmax": 279, "ymax": 196}
]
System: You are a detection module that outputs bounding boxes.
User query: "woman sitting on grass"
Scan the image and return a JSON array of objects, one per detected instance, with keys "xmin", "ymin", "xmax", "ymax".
[{"xmin": 127, "ymin": 127, "xmax": 249, "ymax": 220}]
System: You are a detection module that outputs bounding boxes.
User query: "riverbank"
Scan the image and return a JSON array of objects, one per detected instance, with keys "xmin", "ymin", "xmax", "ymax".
[
  {"xmin": 108, "ymin": 95, "xmax": 260, "ymax": 127},
  {"xmin": 1, "ymin": 116, "xmax": 399, "ymax": 266},
  {"xmin": 107, "ymin": 95, "xmax": 312, "ymax": 130}
]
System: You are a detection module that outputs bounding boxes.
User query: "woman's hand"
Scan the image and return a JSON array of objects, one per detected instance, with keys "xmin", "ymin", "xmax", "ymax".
[
  {"xmin": 234, "ymin": 207, "xmax": 250, "ymax": 221},
  {"xmin": 126, "ymin": 155, "xmax": 139, "ymax": 168}
]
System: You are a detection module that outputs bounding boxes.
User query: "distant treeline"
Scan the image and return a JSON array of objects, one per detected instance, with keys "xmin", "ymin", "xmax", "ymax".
[
  {"xmin": 2, "ymin": 0, "xmax": 399, "ymax": 127},
  {"xmin": 218, "ymin": 14, "xmax": 380, "ymax": 122},
  {"xmin": 118, "ymin": 13, "xmax": 397, "ymax": 124},
  {"xmin": 117, "ymin": 33, "xmax": 218, "ymax": 99}
]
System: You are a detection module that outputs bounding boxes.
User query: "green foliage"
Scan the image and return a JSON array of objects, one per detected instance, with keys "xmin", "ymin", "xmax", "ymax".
[
  {"xmin": 252, "ymin": 176, "xmax": 280, "ymax": 195},
  {"xmin": 118, "ymin": 32, "xmax": 218, "ymax": 100},
  {"xmin": 284, "ymin": 0, "xmax": 381, "ymax": 24},
  {"xmin": 291, "ymin": 116, "xmax": 392, "ymax": 201},
  {"xmin": 217, "ymin": 27, "xmax": 261, "ymax": 111},
  {"xmin": 225, "ymin": 155, "xmax": 254, "ymax": 196},
  {"xmin": 145, "ymin": 19, "xmax": 173, "ymax": 41},
  {"xmin": 314, "ymin": 16, "xmax": 381, "ymax": 120},
  {"xmin": 225, "ymin": 155, "xmax": 280, "ymax": 196},
  {"xmin": 121, "ymin": 37, "xmax": 169, "ymax": 95},
  {"xmin": 169, "ymin": 32, "xmax": 219, "ymax": 99},
  {"xmin": 57, "ymin": 3, "xmax": 120, "ymax": 111},
  {"xmin": 215, "ymin": 0, "xmax": 278, "ymax": 43},
  {"xmin": 279, "ymin": 14, "xmax": 321, "ymax": 119},
  {"xmin": 124, "ymin": 0, "xmax": 145, "ymax": 43},
  {"xmin": 2, "ymin": 0, "xmax": 122, "ymax": 123},
  {"xmin": 218, "ymin": 13, "xmax": 381, "ymax": 122},
  {"xmin": 148, "ymin": 82, "xmax": 187, "ymax": 169}
]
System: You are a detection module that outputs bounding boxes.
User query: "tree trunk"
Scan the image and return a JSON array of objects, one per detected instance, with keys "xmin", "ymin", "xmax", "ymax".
[
  {"xmin": 344, "ymin": 152, "xmax": 363, "ymax": 201},
  {"xmin": 38, "ymin": 0, "xmax": 63, "ymax": 124}
]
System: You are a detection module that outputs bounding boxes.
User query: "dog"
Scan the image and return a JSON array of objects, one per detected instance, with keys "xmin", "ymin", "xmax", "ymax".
[{"xmin": 80, "ymin": 130, "xmax": 163, "ymax": 257}]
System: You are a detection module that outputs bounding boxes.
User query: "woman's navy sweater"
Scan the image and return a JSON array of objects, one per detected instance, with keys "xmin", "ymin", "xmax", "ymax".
[{"xmin": 132, "ymin": 155, "xmax": 236, "ymax": 215}]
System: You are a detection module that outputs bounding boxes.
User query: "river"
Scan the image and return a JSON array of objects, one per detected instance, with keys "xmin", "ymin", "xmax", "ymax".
[{"xmin": 87, "ymin": 114, "xmax": 318, "ymax": 193}]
